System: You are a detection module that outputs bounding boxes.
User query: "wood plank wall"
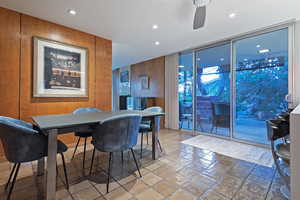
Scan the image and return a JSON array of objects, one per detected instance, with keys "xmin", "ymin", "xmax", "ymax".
[{"xmin": 0, "ymin": 7, "xmax": 112, "ymax": 159}]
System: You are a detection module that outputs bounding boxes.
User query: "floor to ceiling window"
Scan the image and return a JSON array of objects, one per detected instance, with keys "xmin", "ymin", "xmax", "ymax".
[
  {"xmin": 233, "ymin": 28, "xmax": 289, "ymax": 144},
  {"xmin": 178, "ymin": 52, "xmax": 194, "ymax": 130},
  {"xmin": 178, "ymin": 26, "xmax": 291, "ymax": 146},
  {"xmin": 195, "ymin": 43, "xmax": 231, "ymax": 137}
]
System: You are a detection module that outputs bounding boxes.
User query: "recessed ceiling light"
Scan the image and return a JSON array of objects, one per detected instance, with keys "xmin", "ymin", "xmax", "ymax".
[
  {"xmin": 179, "ymin": 65, "xmax": 185, "ymax": 68},
  {"xmin": 258, "ymin": 49, "xmax": 270, "ymax": 54},
  {"xmin": 197, "ymin": 58, "xmax": 201, "ymax": 61},
  {"xmin": 244, "ymin": 58, "xmax": 248, "ymax": 61},
  {"xmin": 68, "ymin": 9, "xmax": 77, "ymax": 15},
  {"xmin": 256, "ymin": 44, "xmax": 261, "ymax": 48},
  {"xmin": 152, "ymin": 24, "xmax": 158, "ymax": 29},
  {"xmin": 155, "ymin": 41, "xmax": 160, "ymax": 45},
  {"xmin": 229, "ymin": 13, "xmax": 236, "ymax": 19},
  {"xmin": 220, "ymin": 58, "xmax": 224, "ymax": 62}
]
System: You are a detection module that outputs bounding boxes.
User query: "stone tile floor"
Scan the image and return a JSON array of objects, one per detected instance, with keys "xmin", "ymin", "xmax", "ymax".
[{"xmin": 0, "ymin": 129, "xmax": 287, "ymax": 200}]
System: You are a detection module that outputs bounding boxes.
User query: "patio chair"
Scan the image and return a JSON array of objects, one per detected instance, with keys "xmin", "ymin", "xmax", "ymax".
[{"xmin": 211, "ymin": 102, "xmax": 230, "ymax": 133}]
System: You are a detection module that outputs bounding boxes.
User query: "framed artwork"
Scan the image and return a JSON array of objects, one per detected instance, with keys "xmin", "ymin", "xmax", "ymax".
[
  {"xmin": 140, "ymin": 75, "xmax": 149, "ymax": 89},
  {"xmin": 120, "ymin": 71, "xmax": 129, "ymax": 83},
  {"xmin": 33, "ymin": 37, "xmax": 88, "ymax": 97}
]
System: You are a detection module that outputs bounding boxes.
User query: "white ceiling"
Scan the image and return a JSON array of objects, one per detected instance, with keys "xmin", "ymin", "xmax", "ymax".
[{"xmin": 1, "ymin": 0, "xmax": 300, "ymax": 69}]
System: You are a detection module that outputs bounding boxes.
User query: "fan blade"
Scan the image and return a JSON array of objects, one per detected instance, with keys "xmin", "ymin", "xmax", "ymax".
[{"xmin": 193, "ymin": 6, "xmax": 206, "ymax": 30}]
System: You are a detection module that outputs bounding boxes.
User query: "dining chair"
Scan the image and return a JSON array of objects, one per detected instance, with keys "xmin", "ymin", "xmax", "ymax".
[
  {"xmin": 139, "ymin": 106, "xmax": 163, "ymax": 158},
  {"xmin": 89, "ymin": 114, "xmax": 142, "ymax": 193},
  {"xmin": 0, "ymin": 116, "xmax": 69, "ymax": 200},
  {"xmin": 72, "ymin": 107, "xmax": 102, "ymax": 169}
]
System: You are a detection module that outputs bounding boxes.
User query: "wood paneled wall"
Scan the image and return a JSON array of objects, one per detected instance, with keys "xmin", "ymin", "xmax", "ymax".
[
  {"xmin": 95, "ymin": 37, "xmax": 112, "ymax": 110},
  {"xmin": 131, "ymin": 57, "xmax": 165, "ymax": 98},
  {"xmin": 0, "ymin": 7, "xmax": 112, "ymax": 159},
  {"xmin": 131, "ymin": 57, "xmax": 165, "ymax": 126},
  {"xmin": 0, "ymin": 8, "xmax": 20, "ymax": 119}
]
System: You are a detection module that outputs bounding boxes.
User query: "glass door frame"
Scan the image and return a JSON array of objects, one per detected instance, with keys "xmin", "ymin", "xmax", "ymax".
[
  {"xmin": 230, "ymin": 24, "xmax": 294, "ymax": 147},
  {"xmin": 179, "ymin": 22, "xmax": 295, "ymax": 148},
  {"xmin": 193, "ymin": 41, "xmax": 231, "ymax": 137}
]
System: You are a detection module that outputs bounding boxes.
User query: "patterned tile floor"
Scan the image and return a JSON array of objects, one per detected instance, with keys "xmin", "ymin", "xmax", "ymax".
[{"xmin": 0, "ymin": 129, "xmax": 287, "ymax": 200}]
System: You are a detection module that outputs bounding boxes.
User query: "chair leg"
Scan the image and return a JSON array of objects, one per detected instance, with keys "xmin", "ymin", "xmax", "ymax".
[
  {"xmin": 210, "ymin": 122, "xmax": 215, "ymax": 133},
  {"xmin": 5, "ymin": 163, "xmax": 17, "ymax": 191},
  {"xmin": 130, "ymin": 148, "xmax": 142, "ymax": 177},
  {"xmin": 72, "ymin": 137, "xmax": 81, "ymax": 160},
  {"xmin": 60, "ymin": 153, "xmax": 69, "ymax": 190},
  {"xmin": 6, "ymin": 163, "xmax": 21, "ymax": 200},
  {"xmin": 107, "ymin": 152, "xmax": 113, "ymax": 193},
  {"xmin": 158, "ymin": 139, "xmax": 163, "ymax": 152},
  {"xmin": 140, "ymin": 133, "xmax": 144, "ymax": 158},
  {"xmin": 83, "ymin": 137, "xmax": 87, "ymax": 169},
  {"xmin": 121, "ymin": 151, "xmax": 124, "ymax": 165},
  {"xmin": 56, "ymin": 165, "xmax": 59, "ymax": 177},
  {"xmin": 89, "ymin": 147, "xmax": 96, "ymax": 175},
  {"xmin": 146, "ymin": 134, "xmax": 149, "ymax": 145}
]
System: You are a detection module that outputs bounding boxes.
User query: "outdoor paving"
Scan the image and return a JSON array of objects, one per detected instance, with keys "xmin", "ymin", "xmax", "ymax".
[{"xmin": 181, "ymin": 118, "xmax": 269, "ymax": 145}]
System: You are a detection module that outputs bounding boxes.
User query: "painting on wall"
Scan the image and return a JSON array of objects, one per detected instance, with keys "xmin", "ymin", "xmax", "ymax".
[
  {"xmin": 140, "ymin": 75, "xmax": 149, "ymax": 89},
  {"xmin": 33, "ymin": 37, "xmax": 88, "ymax": 97}
]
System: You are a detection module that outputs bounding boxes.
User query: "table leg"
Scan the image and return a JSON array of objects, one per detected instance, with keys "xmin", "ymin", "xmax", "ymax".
[
  {"xmin": 46, "ymin": 129, "xmax": 58, "ymax": 200},
  {"xmin": 37, "ymin": 158, "xmax": 45, "ymax": 176},
  {"xmin": 152, "ymin": 116, "xmax": 160, "ymax": 160}
]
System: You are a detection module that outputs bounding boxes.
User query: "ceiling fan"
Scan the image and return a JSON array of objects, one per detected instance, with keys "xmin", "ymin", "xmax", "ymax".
[{"xmin": 193, "ymin": 0, "xmax": 211, "ymax": 30}]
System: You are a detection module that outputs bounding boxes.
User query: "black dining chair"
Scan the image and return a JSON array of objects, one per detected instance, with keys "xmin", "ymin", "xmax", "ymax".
[
  {"xmin": 89, "ymin": 114, "xmax": 142, "ymax": 193},
  {"xmin": 139, "ymin": 106, "xmax": 163, "ymax": 158},
  {"xmin": 72, "ymin": 108, "xmax": 102, "ymax": 169},
  {"xmin": 267, "ymin": 119, "xmax": 290, "ymax": 198},
  {"xmin": 211, "ymin": 102, "xmax": 230, "ymax": 134},
  {"xmin": 0, "ymin": 116, "xmax": 69, "ymax": 200}
]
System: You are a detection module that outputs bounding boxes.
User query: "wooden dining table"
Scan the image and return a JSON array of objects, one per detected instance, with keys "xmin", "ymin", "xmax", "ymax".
[{"xmin": 32, "ymin": 110, "xmax": 164, "ymax": 200}]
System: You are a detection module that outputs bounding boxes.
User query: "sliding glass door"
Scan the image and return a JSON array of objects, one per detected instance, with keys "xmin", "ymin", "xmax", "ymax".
[
  {"xmin": 178, "ymin": 52, "xmax": 194, "ymax": 130},
  {"xmin": 178, "ymin": 26, "xmax": 291, "ymax": 146},
  {"xmin": 233, "ymin": 28, "xmax": 289, "ymax": 144},
  {"xmin": 195, "ymin": 43, "xmax": 231, "ymax": 137}
]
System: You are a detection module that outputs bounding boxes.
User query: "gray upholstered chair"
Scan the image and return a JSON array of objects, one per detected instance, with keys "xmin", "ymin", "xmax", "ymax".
[
  {"xmin": 0, "ymin": 116, "xmax": 69, "ymax": 200},
  {"xmin": 139, "ymin": 106, "xmax": 163, "ymax": 158},
  {"xmin": 89, "ymin": 114, "xmax": 142, "ymax": 193},
  {"xmin": 72, "ymin": 108, "xmax": 102, "ymax": 169}
]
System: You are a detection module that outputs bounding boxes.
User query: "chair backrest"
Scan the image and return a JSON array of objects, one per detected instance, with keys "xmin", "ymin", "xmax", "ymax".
[
  {"xmin": 143, "ymin": 106, "xmax": 162, "ymax": 130},
  {"xmin": 143, "ymin": 106, "xmax": 163, "ymax": 113},
  {"xmin": 0, "ymin": 116, "xmax": 47, "ymax": 163},
  {"xmin": 73, "ymin": 107, "xmax": 102, "ymax": 114},
  {"xmin": 212, "ymin": 102, "xmax": 230, "ymax": 117},
  {"xmin": 92, "ymin": 114, "xmax": 142, "ymax": 152},
  {"xmin": 266, "ymin": 120, "xmax": 289, "ymax": 141}
]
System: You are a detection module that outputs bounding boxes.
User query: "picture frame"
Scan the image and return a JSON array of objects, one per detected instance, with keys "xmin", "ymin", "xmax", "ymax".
[
  {"xmin": 140, "ymin": 75, "xmax": 149, "ymax": 89},
  {"xmin": 33, "ymin": 37, "xmax": 88, "ymax": 97}
]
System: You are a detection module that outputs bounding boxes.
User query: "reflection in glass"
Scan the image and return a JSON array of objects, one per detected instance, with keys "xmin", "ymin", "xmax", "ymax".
[
  {"xmin": 195, "ymin": 44, "xmax": 231, "ymax": 137},
  {"xmin": 178, "ymin": 52, "xmax": 194, "ymax": 130},
  {"xmin": 234, "ymin": 28, "xmax": 289, "ymax": 144}
]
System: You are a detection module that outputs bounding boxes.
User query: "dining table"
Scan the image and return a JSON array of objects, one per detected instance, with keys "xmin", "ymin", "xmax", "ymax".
[{"xmin": 32, "ymin": 110, "xmax": 164, "ymax": 200}]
